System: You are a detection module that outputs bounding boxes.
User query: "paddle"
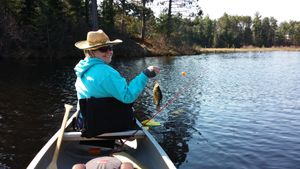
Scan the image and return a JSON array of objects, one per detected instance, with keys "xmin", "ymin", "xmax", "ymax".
[{"xmin": 47, "ymin": 104, "xmax": 73, "ymax": 169}]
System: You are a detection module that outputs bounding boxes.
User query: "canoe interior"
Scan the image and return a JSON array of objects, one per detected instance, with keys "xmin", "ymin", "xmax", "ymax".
[{"xmin": 27, "ymin": 113, "xmax": 176, "ymax": 169}]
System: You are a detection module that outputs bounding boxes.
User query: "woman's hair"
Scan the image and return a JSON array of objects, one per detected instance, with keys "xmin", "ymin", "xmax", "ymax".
[
  {"xmin": 84, "ymin": 49, "xmax": 95, "ymax": 57},
  {"xmin": 84, "ymin": 46, "xmax": 111, "ymax": 58},
  {"xmin": 83, "ymin": 49, "xmax": 88, "ymax": 55}
]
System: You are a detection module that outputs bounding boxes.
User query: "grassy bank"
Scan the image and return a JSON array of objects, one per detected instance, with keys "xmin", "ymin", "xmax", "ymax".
[
  {"xmin": 139, "ymin": 38, "xmax": 300, "ymax": 57},
  {"xmin": 193, "ymin": 47, "xmax": 300, "ymax": 53}
]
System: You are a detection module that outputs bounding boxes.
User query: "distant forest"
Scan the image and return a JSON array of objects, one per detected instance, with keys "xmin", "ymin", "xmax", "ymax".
[{"xmin": 1, "ymin": 0, "xmax": 300, "ymax": 58}]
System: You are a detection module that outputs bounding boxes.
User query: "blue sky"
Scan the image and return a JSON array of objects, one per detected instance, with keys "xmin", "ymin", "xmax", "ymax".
[{"xmin": 149, "ymin": 0, "xmax": 300, "ymax": 23}]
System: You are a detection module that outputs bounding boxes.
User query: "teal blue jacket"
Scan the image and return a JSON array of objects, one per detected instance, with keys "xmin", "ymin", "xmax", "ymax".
[{"xmin": 74, "ymin": 57, "xmax": 149, "ymax": 103}]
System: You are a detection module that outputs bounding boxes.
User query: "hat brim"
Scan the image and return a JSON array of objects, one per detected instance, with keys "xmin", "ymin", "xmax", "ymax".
[{"xmin": 75, "ymin": 39, "xmax": 122, "ymax": 50}]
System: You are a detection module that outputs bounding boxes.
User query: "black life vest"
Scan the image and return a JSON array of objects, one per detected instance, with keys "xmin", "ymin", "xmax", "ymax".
[{"xmin": 76, "ymin": 97, "xmax": 136, "ymax": 138}]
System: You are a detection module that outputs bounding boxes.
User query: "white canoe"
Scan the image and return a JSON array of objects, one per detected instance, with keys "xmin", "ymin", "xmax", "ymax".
[{"xmin": 27, "ymin": 111, "xmax": 176, "ymax": 169}]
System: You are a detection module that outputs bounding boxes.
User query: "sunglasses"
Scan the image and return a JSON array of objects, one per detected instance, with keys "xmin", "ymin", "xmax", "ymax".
[{"xmin": 97, "ymin": 45, "xmax": 113, "ymax": 52}]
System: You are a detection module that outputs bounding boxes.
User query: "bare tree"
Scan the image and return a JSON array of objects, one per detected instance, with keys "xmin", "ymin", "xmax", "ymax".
[
  {"xmin": 91, "ymin": 0, "xmax": 99, "ymax": 30},
  {"xmin": 156, "ymin": 0, "xmax": 202, "ymax": 38},
  {"xmin": 141, "ymin": 0, "xmax": 153, "ymax": 41}
]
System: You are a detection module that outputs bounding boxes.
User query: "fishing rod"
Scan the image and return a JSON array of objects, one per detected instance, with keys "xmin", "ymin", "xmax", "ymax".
[
  {"xmin": 142, "ymin": 72, "xmax": 234, "ymax": 157},
  {"xmin": 114, "ymin": 71, "xmax": 194, "ymax": 152},
  {"xmin": 111, "ymin": 72, "xmax": 191, "ymax": 150},
  {"xmin": 141, "ymin": 71, "xmax": 215, "ymax": 145},
  {"xmin": 141, "ymin": 69, "xmax": 240, "ymax": 161},
  {"xmin": 121, "ymin": 70, "xmax": 231, "ymax": 156},
  {"xmin": 142, "ymin": 71, "xmax": 193, "ymax": 126}
]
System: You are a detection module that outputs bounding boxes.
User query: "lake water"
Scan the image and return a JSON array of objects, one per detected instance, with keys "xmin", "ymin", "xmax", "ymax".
[{"xmin": 0, "ymin": 51, "xmax": 300, "ymax": 169}]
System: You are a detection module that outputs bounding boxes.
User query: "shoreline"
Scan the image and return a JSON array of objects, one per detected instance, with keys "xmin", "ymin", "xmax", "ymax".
[
  {"xmin": 2, "ymin": 45, "xmax": 300, "ymax": 59},
  {"xmin": 143, "ymin": 40, "xmax": 300, "ymax": 57},
  {"xmin": 194, "ymin": 47, "xmax": 300, "ymax": 53}
]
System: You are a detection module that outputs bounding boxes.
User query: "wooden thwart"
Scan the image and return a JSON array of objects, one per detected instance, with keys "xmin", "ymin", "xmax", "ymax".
[
  {"xmin": 63, "ymin": 130, "xmax": 145, "ymax": 141},
  {"xmin": 27, "ymin": 105, "xmax": 176, "ymax": 169}
]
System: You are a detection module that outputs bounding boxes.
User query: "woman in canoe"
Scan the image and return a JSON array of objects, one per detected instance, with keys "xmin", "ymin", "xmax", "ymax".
[{"xmin": 74, "ymin": 29, "xmax": 159, "ymax": 137}]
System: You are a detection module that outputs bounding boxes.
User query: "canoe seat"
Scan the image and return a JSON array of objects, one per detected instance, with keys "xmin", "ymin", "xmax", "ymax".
[{"xmin": 63, "ymin": 130, "xmax": 145, "ymax": 141}]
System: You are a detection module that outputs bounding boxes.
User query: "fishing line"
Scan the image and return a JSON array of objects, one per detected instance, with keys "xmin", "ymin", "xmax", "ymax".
[
  {"xmin": 190, "ymin": 125, "xmax": 236, "ymax": 162},
  {"xmin": 142, "ymin": 70, "xmax": 236, "ymax": 159},
  {"xmin": 185, "ymin": 67, "xmax": 242, "ymax": 161},
  {"xmin": 190, "ymin": 125, "xmax": 227, "ymax": 152},
  {"xmin": 140, "ymin": 73, "xmax": 236, "ymax": 158},
  {"xmin": 142, "ymin": 72, "xmax": 195, "ymax": 126},
  {"xmin": 131, "ymin": 69, "xmax": 230, "ymax": 152},
  {"xmin": 116, "ymin": 72, "xmax": 196, "ymax": 152},
  {"xmin": 190, "ymin": 126, "xmax": 210, "ymax": 143},
  {"xmin": 142, "ymin": 67, "xmax": 241, "ymax": 162}
]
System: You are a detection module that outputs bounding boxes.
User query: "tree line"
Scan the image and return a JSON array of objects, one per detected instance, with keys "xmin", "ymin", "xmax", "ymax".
[
  {"xmin": 189, "ymin": 13, "xmax": 300, "ymax": 48},
  {"xmin": 0, "ymin": 0, "xmax": 299, "ymax": 59}
]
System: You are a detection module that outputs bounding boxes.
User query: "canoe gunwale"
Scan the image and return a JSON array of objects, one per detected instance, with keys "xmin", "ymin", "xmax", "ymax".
[
  {"xmin": 27, "ymin": 109, "xmax": 176, "ymax": 169},
  {"xmin": 136, "ymin": 121, "xmax": 176, "ymax": 169},
  {"xmin": 27, "ymin": 111, "xmax": 78, "ymax": 169},
  {"xmin": 63, "ymin": 130, "xmax": 146, "ymax": 141}
]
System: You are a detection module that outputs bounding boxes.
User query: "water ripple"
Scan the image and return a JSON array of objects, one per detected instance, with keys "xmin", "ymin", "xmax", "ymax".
[{"xmin": 1, "ymin": 52, "xmax": 300, "ymax": 168}]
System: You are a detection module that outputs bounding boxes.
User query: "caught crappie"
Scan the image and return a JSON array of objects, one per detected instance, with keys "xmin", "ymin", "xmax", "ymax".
[{"xmin": 153, "ymin": 81, "xmax": 163, "ymax": 110}]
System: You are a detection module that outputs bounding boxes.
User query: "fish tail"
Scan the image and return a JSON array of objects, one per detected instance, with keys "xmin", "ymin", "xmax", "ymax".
[{"xmin": 156, "ymin": 104, "xmax": 160, "ymax": 111}]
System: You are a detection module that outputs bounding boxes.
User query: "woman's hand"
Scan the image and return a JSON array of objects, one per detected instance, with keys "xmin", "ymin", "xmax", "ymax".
[
  {"xmin": 143, "ymin": 66, "xmax": 160, "ymax": 78},
  {"xmin": 147, "ymin": 66, "xmax": 160, "ymax": 74}
]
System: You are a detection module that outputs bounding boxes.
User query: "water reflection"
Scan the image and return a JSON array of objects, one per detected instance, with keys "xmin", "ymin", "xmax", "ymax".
[
  {"xmin": 0, "ymin": 60, "xmax": 78, "ymax": 168},
  {"xmin": 1, "ymin": 52, "xmax": 300, "ymax": 169},
  {"xmin": 134, "ymin": 56, "xmax": 208, "ymax": 167}
]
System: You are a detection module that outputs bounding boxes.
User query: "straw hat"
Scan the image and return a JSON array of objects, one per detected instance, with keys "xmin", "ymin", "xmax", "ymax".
[{"xmin": 75, "ymin": 29, "xmax": 122, "ymax": 50}]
